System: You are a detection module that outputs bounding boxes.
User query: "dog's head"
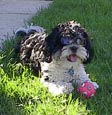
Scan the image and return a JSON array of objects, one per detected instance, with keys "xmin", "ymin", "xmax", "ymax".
[{"xmin": 46, "ymin": 20, "xmax": 94, "ymax": 64}]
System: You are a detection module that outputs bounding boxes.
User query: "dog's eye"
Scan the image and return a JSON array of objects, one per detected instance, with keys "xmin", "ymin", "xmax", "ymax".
[
  {"xmin": 76, "ymin": 38, "xmax": 86, "ymax": 46},
  {"xmin": 61, "ymin": 37, "xmax": 72, "ymax": 45},
  {"xmin": 76, "ymin": 39, "xmax": 81, "ymax": 45}
]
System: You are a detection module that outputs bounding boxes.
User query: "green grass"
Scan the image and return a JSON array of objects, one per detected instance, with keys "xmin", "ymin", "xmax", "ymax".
[{"xmin": 0, "ymin": 0, "xmax": 112, "ymax": 114}]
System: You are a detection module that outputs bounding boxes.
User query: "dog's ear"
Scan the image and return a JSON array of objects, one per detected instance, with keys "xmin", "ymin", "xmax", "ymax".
[
  {"xmin": 46, "ymin": 25, "xmax": 63, "ymax": 55},
  {"xmin": 83, "ymin": 32, "xmax": 94, "ymax": 64}
]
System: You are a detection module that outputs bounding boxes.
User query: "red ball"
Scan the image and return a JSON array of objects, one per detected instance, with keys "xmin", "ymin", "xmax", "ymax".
[{"xmin": 77, "ymin": 81, "xmax": 96, "ymax": 99}]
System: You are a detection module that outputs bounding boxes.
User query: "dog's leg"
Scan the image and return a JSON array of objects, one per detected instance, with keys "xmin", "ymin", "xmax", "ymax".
[
  {"xmin": 73, "ymin": 65, "xmax": 99, "ymax": 89},
  {"xmin": 41, "ymin": 80, "xmax": 74, "ymax": 95}
]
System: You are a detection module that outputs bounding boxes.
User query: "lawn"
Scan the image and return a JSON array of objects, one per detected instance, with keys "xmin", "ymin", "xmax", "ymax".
[{"xmin": 0, "ymin": 0, "xmax": 112, "ymax": 115}]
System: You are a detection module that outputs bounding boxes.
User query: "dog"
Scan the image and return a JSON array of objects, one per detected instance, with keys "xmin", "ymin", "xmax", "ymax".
[{"xmin": 17, "ymin": 20, "xmax": 99, "ymax": 95}]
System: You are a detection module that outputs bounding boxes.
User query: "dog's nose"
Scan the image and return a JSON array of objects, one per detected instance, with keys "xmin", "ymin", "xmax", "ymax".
[{"xmin": 70, "ymin": 46, "xmax": 77, "ymax": 52}]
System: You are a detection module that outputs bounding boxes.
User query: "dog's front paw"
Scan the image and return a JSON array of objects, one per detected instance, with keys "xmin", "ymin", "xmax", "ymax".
[
  {"xmin": 90, "ymin": 81, "xmax": 99, "ymax": 89},
  {"xmin": 43, "ymin": 81, "xmax": 74, "ymax": 95}
]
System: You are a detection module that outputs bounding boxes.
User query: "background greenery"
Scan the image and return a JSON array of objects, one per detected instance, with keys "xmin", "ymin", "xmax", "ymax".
[{"xmin": 0, "ymin": 0, "xmax": 112, "ymax": 114}]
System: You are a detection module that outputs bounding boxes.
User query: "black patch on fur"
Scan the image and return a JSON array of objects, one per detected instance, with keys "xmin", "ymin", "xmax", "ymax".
[
  {"xmin": 45, "ymin": 26, "xmax": 63, "ymax": 55},
  {"xmin": 83, "ymin": 32, "xmax": 94, "ymax": 64}
]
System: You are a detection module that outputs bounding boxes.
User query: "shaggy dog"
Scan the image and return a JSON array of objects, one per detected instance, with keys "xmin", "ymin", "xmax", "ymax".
[{"xmin": 17, "ymin": 20, "xmax": 99, "ymax": 95}]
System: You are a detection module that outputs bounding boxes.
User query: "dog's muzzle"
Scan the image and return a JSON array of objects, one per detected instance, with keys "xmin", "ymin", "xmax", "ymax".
[
  {"xmin": 61, "ymin": 45, "xmax": 78, "ymax": 62},
  {"xmin": 67, "ymin": 46, "xmax": 78, "ymax": 62}
]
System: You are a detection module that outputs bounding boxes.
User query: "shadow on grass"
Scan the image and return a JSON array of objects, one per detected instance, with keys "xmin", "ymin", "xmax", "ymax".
[{"xmin": 0, "ymin": 91, "xmax": 26, "ymax": 115}]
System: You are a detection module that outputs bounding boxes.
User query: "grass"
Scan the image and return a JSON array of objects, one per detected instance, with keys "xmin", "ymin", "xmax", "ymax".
[{"xmin": 0, "ymin": 0, "xmax": 112, "ymax": 114}]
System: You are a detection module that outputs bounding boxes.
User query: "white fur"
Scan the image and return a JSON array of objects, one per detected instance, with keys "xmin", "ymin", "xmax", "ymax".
[
  {"xmin": 40, "ymin": 45, "xmax": 99, "ymax": 95},
  {"xmin": 40, "ymin": 58, "xmax": 98, "ymax": 95}
]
